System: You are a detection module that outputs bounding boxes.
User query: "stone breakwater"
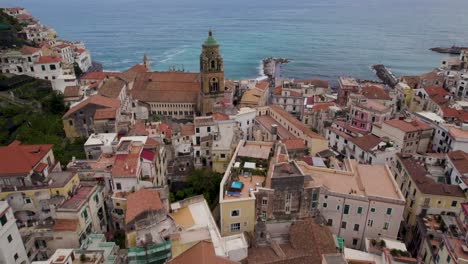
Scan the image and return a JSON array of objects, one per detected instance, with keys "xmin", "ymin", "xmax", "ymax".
[{"xmin": 262, "ymin": 57, "xmax": 289, "ymax": 80}]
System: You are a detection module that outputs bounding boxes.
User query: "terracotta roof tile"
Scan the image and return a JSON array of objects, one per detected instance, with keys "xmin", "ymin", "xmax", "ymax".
[
  {"xmin": 180, "ymin": 124, "xmax": 195, "ymax": 137},
  {"xmin": 125, "ymin": 189, "xmax": 163, "ymax": 224},
  {"xmin": 269, "ymin": 105, "xmax": 324, "ymax": 139},
  {"xmin": 424, "ymin": 85, "xmax": 450, "ymax": 105},
  {"xmin": 80, "ymin": 72, "xmax": 121, "ymax": 81},
  {"xmin": 128, "ymin": 121, "xmax": 149, "ymax": 136},
  {"xmin": 384, "ymin": 119, "xmax": 432, "ymax": 132},
  {"xmin": 168, "ymin": 241, "xmax": 236, "ymax": 264},
  {"xmin": 145, "ymin": 137, "xmax": 160, "ymax": 149},
  {"xmin": 397, "ymin": 154, "xmax": 465, "ymax": 197},
  {"xmin": 20, "ymin": 46, "xmax": 40, "ymax": 55},
  {"xmin": 295, "ymin": 79, "xmax": 329, "ymax": 88},
  {"xmin": 35, "ymin": 56, "xmax": 61, "ymax": 64},
  {"xmin": 63, "ymin": 95, "xmax": 120, "ymax": 118},
  {"xmin": 63, "ymin": 86, "xmax": 81, "ymax": 98},
  {"xmin": 125, "ymin": 64, "xmax": 148, "ymax": 73},
  {"xmin": 0, "ymin": 141, "xmax": 53, "ymax": 177},
  {"xmin": 349, "ymin": 134, "xmax": 382, "ymax": 151},
  {"xmin": 98, "ymin": 77, "xmax": 127, "ymax": 99},
  {"xmin": 311, "ymin": 102, "xmax": 336, "ymax": 111},
  {"xmin": 53, "ymin": 219, "xmax": 79, "ymax": 232},
  {"xmin": 211, "ymin": 112, "xmax": 229, "ymax": 121},
  {"xmin": 157, "ymin": 123, "xmax": 172, "ymax": 138},
  {"xmin": 112, "ymin": 144, "xmax": 142, "ymax": 178},
  {"xmin": 361, "ymin": 85, "xmax": 391, "ymax": 100},
  {"xmin": 131, "ymin": 72, "xmax": 200, "ymax": 103},
  {"xmin": 255, "ymin": 81, "xmax": 269, "ymax": 91},
  {"xmin": 33, "ymin": 162, "xmax": 47, "ymax": 173},
  {"xmin": 94, "ymin": 108, "xmax": 117, "ymax": 120},
  {"xmin": 447, "ymin": 151, "xmax": 468, "ymax": 174},
  {"xmin": 283, "ymin": 139, "xmax": 307, "ymax": 150}
]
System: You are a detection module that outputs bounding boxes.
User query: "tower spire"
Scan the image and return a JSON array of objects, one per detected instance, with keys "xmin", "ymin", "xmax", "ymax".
[{"xmin": 143, "ymin": 53, "xmax": 150, "ymax": 72}]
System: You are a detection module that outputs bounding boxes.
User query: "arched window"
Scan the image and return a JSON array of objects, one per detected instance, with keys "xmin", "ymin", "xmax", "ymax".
[
  {"xmin": 210, "ymin": 60, "xmax": 216, "ymax": 70},
  {"xmin": 209, "ymin": 78, "xmax": 219, "ymax": 93}
]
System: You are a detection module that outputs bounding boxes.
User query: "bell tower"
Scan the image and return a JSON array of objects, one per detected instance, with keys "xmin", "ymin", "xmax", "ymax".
[
  {"xmin": 143, "ymin": 53, "xmax": 150, "ymax": 72},
  {"xmin": 200, "ymin": 30, "xmax": 225, "ymax": 115}
]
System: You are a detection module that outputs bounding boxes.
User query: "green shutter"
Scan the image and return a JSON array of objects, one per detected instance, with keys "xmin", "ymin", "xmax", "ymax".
[{"xmin": 344, "ymin": 205, "xmax": 350, "ymax": 214}]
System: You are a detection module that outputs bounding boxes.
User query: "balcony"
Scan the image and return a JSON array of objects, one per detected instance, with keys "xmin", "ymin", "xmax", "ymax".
[{"xmin": 111, "ymin": 209, "xmax": 124, "ymax": 219}]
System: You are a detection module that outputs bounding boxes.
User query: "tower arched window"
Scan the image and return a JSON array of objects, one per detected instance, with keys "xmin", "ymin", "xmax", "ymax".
[
  {"xmin": 211, "ymin": 60, "xmax": 216, "ymax": 70},
  {"xmin": 209, "ymin": 77, "xmax": 219, "ymax": 93}
]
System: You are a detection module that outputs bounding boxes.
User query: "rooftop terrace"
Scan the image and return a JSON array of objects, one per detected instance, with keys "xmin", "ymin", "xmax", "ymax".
[
  {"xmin": 58, "ymin": 185, "xmax": 96, "ymax": 211},
  {"xmin": 298, "ymin": 159, "xmax": 403, "ymax": 200}
]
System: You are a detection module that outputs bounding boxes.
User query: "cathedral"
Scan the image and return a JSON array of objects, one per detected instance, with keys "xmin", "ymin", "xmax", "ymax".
[{"xmin": 130, "ymin": 30, "xmax": 231, "ymax": 119}]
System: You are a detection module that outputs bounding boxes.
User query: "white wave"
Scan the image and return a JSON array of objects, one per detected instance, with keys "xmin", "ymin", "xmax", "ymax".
[
  {"xmin": 256, "ymin": 60, "xmax": 268, "ymax": 81},
  {"xmin": 159, "ymin": 46, "xmax": 188, "ymax": 63}
]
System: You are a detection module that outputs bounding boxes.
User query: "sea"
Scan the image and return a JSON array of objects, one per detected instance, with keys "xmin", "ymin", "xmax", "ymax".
[{"xmin": 4, "ymin": 0, "xmax": 468, "ymax": 81}]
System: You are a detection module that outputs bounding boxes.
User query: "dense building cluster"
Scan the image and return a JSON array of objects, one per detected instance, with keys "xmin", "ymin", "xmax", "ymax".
[{"xmin": 0, "ymin": 6, "xmax": 467, "ymax": 264}]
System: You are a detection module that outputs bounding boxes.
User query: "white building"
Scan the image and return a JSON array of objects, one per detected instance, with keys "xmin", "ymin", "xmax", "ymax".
[
  {"xmin": 446, "ymin": 151, "xmax": 468, "ymax": 190},
  {"xmin": 170, "ymin": 196, "xmax": 248, "ymax": 262},
  {"xmin": 232, "ymin": 107, "xmax": 256, "ymax": 140},
  {"xmin": 299, "ymin": 159, "xmax": 406, "ymax": 250},
  {"xmin": 326, "ymin": 126, "xmax": 398, "ymax": 166},
  {"xmin": 0, "ymin": 47, "xmax": 77, "ymax": 93},
  {"xmin": 0, "ymin": 201, "xmax": 29, "ymax": 264}
]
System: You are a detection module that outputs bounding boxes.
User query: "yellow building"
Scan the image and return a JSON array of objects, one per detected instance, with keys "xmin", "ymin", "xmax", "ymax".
[
  {"xmin": 219, "ymin": 140, "xmax": 274, "ymax": 236},
  {"xmin": 392, "ymin": 154, "xmax": 466, "ymax": 228}
]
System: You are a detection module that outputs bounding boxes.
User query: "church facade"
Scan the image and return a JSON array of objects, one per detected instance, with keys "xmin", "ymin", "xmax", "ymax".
[{"xmin": 130, "ymin": 31, "xmax": 228, "ymax": 119}]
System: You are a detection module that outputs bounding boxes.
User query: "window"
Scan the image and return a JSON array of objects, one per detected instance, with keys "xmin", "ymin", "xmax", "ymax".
[
  {"xmin": 447, "ymin": 255, "xmax": 451, "ymax": 263},
  {"xmin": 41, "ymin": 65, "xmax": 46, "ymax": 71},
  {"xmin": 344, "ymin": 204, "xmax": 350, "ymax": 214},
  {"xmin": 207, "ymin": 127, "xmax": 211, "ymax": 132},
  {"xmin": 116, "ymin": 183, "xmax": 122, "ymax": 190},
  {"xmin": 383, "ymin": 222, "xmax": 389, "ymax": 230},
  {"xmin": 0, "ymin": 214, "xmax": 7, "ymax": 225},
  {"xmin": 68, "ymin": 120, "xmax": 73, "ymax": 126},
  {"xmin": 370, "ymin": 208, "xmax": 376, "ymax": 213},
  {"xmin": 451, "ymin": 201, "xmax": 458, "ymax": 207},
  {"xmin": 367, "ymin": 219, "xmax": 373, "ymax": 227},
  {"xmin": 93, "ymin": 194, "xmax": 99, "ymax": 203},
  {"xmin": 341, "ymin": 221, "xmax": 347, "ymax": 229},
  {"xmin": 327, "ymin": 219, "xmax": 333, "ymax": 226},
  {"xmin": 262, "ymin": 197, "xmax": 268, "ymax": 205},
  {"xmin": 49, "ymin": 64, "xmax": 56, "ymax": 71},
  {"xmin": 231, "ymin": 210, "xmax": 240, "ymax": 217},
  {"xmin": 196, "ymin": 128, "xmax": 200, "ymax": 133},
  {"xmin": 82, "ymin": 209, "xmax": 88, "ymax": 220},
  {"xmin": 336, "ymin": 205, "xmax": 340, "ymax": 210},
  {"xmin": 220, "ymin": 154, "xmax": 226, "ymax": 159},
  {"xmin": 323, "ymin": 203, "xmax": 327, "ymax": 208},
  {"xmin": 24, "ymin": 197, "xmax": 32, "ymax": 204},
  {"xmin": 14, "ymin": 253, "xmax": 18, "ymax": 261},
  {"xmin": 354, "ymin": 224, "xmax": 359, "ymax": 231},
  {"xmin": 230, "ymin": 223, "xmax": 240, "ymax": 232},
  {"xmin": 352, "ymin": 238, "xmax": 358, "ymax": 246},
  {"xmin": 386, "ymin": 208, "xmax": 392, "ymax": 215},
  {"xmin": 357, "ymin": 207, "xmax": 363, "ymax": 214},
  {"xmin": 7, "ymin": 234, "xmax": 12, "ymax": 243}
]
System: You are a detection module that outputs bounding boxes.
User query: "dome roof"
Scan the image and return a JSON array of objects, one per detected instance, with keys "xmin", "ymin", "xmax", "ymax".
[{"xmin": 203, "ymin": 30, "xmax": 218, "ymax": 46}]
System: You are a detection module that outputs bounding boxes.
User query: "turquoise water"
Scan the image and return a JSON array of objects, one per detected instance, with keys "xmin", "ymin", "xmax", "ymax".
[{"xmin": 5, "ymin": 0, "xmax": 468, "ymax": 80}]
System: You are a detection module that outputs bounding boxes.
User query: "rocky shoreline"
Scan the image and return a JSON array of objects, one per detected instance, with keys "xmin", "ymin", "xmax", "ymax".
[{"xmin": 262, "ymin": 57, "xmax": 289, "ymax": 80}]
